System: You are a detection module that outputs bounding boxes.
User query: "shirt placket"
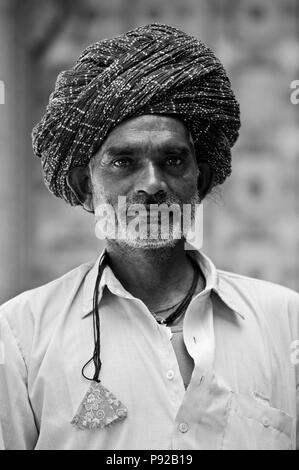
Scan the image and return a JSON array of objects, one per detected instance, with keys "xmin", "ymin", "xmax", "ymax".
[
  {"xmin": 156, "ymin": 323, "xmax": 186, "ymax": 415},
  {"xmin": 171, "ymin": 294, "xmax": 222, "ymax": 449}
]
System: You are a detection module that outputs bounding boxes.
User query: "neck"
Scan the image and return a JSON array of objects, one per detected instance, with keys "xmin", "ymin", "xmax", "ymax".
[{"xmin": 105, "ymin": 240, "xmax": 204, "ymax": 310}]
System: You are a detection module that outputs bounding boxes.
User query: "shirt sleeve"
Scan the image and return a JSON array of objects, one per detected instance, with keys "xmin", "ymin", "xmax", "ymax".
[{"xmin": 0, "ymin": 314, "xmax": 38, "ymax": 450}]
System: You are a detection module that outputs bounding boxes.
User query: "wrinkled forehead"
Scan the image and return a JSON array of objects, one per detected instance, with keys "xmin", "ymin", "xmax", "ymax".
[{"xmin": 94, "ymin": 114, "xmax": 195, "ymax": 156}]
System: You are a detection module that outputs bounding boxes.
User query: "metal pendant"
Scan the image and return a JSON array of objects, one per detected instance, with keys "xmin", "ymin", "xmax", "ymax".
[{"xmin": 152, "ymin": 313, "xmax": 167, "ymax": 325}]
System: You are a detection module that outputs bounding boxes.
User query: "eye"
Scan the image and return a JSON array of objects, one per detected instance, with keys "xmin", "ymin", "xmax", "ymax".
[
  {"xmin": 112, "ymin": 157, "xmax": 132, "ymax": 168},
  {"xmin": 165, "ymin": 156, "xmax": 184, "ymax": 167}
]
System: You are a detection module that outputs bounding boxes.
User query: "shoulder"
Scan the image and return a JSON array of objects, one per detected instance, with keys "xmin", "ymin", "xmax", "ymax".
[
  {"xmin": 0, "ymin": 262, "xmax": 92, "ymax": 320},
  {"xmin": 218, "ymin": 268, "xmax": 299, "ymax": 301},
  {"xmin": 0, "ymin": 262, "xmax": 93, "ymax": 359},
  {"xmin": 217, "ymin": 268, "xmax": 299, "ymax": 336},
  {"xmin": 218, "ymin": 268, "xmax": 299, "ymax": 303}
]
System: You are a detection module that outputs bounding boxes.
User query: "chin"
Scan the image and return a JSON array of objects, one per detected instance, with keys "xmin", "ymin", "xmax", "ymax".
[{"xmin": 117, "ymin": 237, "xmax": 181, "ymax": 250}]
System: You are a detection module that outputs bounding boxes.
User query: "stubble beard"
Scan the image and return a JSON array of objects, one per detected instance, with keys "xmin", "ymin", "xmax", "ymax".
[{"xmin": 93, "ymin": 186, "xmax": 201, "ymax": 250}]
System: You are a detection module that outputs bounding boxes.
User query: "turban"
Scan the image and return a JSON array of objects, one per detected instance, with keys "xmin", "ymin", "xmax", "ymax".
[{"xmin": 32, "ymin": 23, "xmax": 241, "ymax": 206}]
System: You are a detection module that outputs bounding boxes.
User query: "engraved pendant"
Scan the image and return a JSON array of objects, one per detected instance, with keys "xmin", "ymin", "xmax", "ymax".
[{"xmin": 71, "ymin": 381, "xmax": 128, "ymax": 430}]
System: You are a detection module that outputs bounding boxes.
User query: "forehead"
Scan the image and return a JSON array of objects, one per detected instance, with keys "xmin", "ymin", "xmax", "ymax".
[{"xmin": 100, "ymin": 115, "xmax": 193, "ymax": 150}]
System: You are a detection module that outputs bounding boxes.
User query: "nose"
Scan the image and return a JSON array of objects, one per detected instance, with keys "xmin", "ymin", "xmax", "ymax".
[{"xmin": 134, "ymin": 161, "xmax": 167, "ymax": 196}]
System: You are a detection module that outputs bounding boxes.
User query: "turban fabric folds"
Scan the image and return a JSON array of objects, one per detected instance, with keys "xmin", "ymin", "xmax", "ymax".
[{"xmin": 32, "ymin": 23, "xmax": 241, "ymax": 206}]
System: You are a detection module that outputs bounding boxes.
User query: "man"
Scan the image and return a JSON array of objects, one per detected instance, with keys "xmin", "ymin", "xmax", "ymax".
[{"xmin": 0, "ymin": 24, "xmax": 298, "ymax": 450}]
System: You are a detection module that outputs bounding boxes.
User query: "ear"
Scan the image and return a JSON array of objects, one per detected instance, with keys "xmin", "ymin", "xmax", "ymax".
[
  {"xmin": 197, "ymin": 161, "xmax": 214, "ymax": 200},
  {"xmin": 66, "ymin": 166, "xmax": 94, "ymax": 213}
]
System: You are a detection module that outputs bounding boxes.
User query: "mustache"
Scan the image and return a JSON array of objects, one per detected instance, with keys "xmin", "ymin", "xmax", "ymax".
[{"xmin": 125, "ymin": 192, "xmax": 182, "ymax": 206}]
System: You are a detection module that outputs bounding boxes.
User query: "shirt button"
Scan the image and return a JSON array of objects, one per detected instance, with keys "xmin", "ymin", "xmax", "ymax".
[
  {"xmin": 262, "ymin": 416, "xmax": 270, "ymax": 428},
  {"xmin": 178, "ymin": 422, "xmax": 189, "ymax": 433},
  {"xmin": 166, "ymin": 370, "xmax": 174, "ymax": 380}
]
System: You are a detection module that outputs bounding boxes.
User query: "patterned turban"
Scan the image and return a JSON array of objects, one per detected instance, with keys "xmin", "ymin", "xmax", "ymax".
[{"xmin": 32, "ymin": 23, "xmax": 241, "ymax": 206}]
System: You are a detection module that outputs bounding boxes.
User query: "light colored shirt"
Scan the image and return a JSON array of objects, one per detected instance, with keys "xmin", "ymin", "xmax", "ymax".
[
  {"xmin": 0, "ymin": 249, "xmax": 298, "ymax": 450},
  {"xmin": 152, "ymin": 271, "xmax": 205, "ymax": 390},
  {"xmin": 170, "ymin": 323, "xmax": 194, "ymax": 389}
]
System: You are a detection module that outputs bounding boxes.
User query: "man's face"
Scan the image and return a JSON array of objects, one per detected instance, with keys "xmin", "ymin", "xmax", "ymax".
[{"xmin": 89, "ymin": 114, "xmax": 201, "ymax": 248}]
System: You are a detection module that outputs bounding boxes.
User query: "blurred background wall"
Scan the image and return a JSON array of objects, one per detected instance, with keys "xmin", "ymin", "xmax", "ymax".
[{"xmin": 0, "ymin": 0, "xmax": 298, "ymax": 304}]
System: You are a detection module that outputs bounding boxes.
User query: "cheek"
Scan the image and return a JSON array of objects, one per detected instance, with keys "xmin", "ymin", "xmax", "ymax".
[
  {"xmin": 91, "ymin": 177, "xmax": 124, "ymax": 208},
  {"xmin": 175, "ymin": 173, "xmax": 198, "ymax": 199},
  {"xmin": 90, "ymin": 174, "xmax": 109, "ymax": 205},
  {"xmin": 92, "ymin": 167, "xmax": 130, "ymax": 196}
]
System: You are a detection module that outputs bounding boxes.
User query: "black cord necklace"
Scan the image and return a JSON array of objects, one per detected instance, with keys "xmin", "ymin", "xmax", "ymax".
[
  {"xmin": 151, "ymin": 257, "xmax": 200, "ymax": 326},
  {"xmin": 82, "ymin": 252, "xmax": 201, "ymax": 382},
  {"xmin": 82, "ymin": 251, "xmax": 108, "ymax": 383}
]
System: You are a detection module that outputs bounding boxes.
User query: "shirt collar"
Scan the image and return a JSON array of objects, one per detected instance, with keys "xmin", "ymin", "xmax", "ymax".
[
  {"xmin": 82, "ymin": 248, "xmax": 245, "ymax": 320},
  {"xmin": 188, "ymin": 250, "xmax": 245, "ymax": 320},
  {"xmin": 82, "ymin": 247, "xmax": 135, "ymax": 318}
]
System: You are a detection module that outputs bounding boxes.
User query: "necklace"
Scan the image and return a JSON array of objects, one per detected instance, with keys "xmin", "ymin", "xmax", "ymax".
[
  {"xmin": 152, "ymin": 297, "xmax": 186, "ymax": 314},
  {"xmin": 151, "ymin": 257, "xmax": 200, "ymax": 326}
]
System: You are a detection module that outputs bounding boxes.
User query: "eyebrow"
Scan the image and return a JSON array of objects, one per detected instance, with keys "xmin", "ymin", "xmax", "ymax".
[{"xmin": 104, "ymin": 142, "xmax": 193, "ymax": 157}]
